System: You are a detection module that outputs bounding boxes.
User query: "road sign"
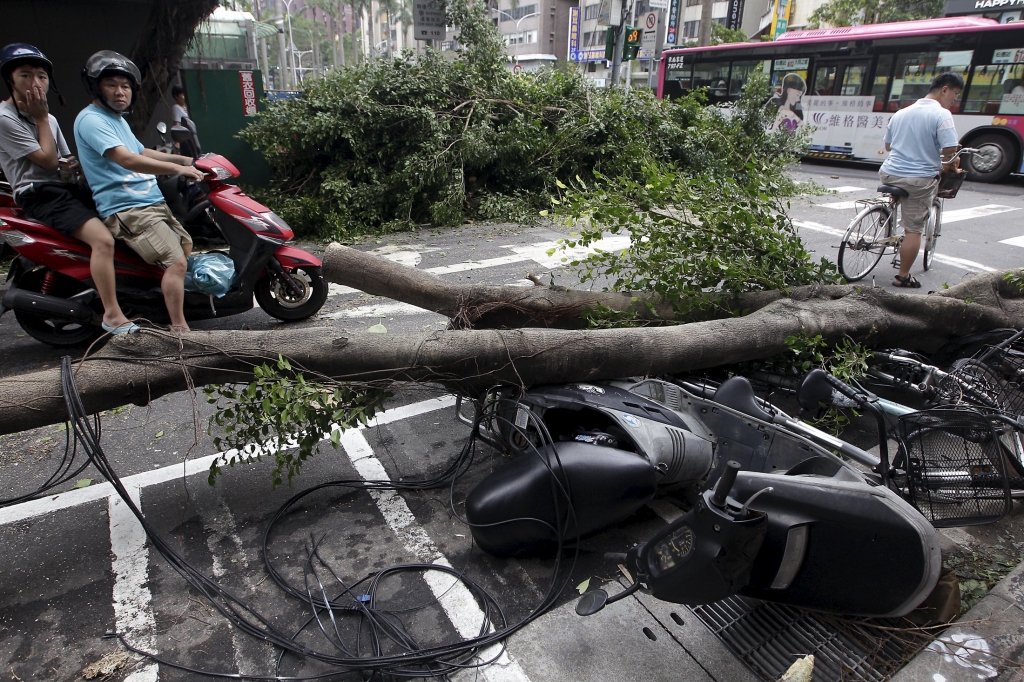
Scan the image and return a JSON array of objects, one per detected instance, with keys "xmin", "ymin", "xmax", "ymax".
[
  {"xmin": 648, "ymin": 0, "xmax": 670, "ymax": 9},
  {"xmin": 641, "ymin": 11, "xmax": 659, "ymax": 57},
  {"xmin": 413, "ymin": 0, "xmax": 446, "ymax": 41}
]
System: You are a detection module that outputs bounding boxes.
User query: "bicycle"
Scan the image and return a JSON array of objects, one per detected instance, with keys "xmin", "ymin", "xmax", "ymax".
[{"xmin": 837, "ymin": 147, "xmax": 978, "ymax": 282}]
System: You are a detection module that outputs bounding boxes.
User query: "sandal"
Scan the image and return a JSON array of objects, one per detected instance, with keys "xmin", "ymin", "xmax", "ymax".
[{"xmin": 893, "ymin": 275, "xmax": 922, "ymax": 289}]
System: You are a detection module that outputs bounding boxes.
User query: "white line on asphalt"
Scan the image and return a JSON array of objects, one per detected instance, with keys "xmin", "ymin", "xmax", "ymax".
[
  {"xmin": 339, "ymin": 429, "xmax": 533, "ymax": 682},
  {"xmin": 109, "ymin": 487, "xmax": 159, "ymax": 682},
  {"xmin": 795, "ymin": 219, "xmax": 997, "ymax": 273},
  {"xmin": 1000, "ymin": 235, "xmax": 1024, "ymax": 249},
  {"xmin": 792, "ymin": 220, "xmax": 845, "ymax": 237},
  {"xmin": 819, "ymin": 201, "xmax": 860, "ymax": 210},
  {"xmin": 942, "ymin": 204, "xmax": 1020, "ymax": 224},
  {"xmin": 324, "ymin": 301, "xmax": 434, "ymax": 320},
  {"xmin": 828, "ymin": 186, "xmax": 866, "ymax": 193},
  {"xmin": 0, "ymin": 396, "xmax": 457, "ymax": 527},
  {"xmin": 426, "ymin": 253, "xmax": 537, "ymax": 275}
]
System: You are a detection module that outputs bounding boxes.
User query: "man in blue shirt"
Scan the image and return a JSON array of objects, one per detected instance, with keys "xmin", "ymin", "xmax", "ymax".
[
  {"xmin": 880, "ymin": 72, "xmax": 963, "ymax": 288},
  {"xmin": 74, "ymin": 51, "xmax": 203, "ymax": 331}
]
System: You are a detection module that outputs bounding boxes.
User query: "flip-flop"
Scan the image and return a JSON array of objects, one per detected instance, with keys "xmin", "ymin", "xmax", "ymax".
[
  {"xmin": 101, "ymin": 321, "xmax": 140, "ymax": 335},
  {"xmin": 892, "ymin": 275, "xmax": 922, "ymax": 289}
]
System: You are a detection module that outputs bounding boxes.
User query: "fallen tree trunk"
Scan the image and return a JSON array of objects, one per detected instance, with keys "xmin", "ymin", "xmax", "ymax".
[
  {"xmin": 320, "ymin": 242, "xmax": 853, "ymax": 328},
  {"xmin": 1, "ymin": 270, "xmax": 1020, "ymax": 436}
]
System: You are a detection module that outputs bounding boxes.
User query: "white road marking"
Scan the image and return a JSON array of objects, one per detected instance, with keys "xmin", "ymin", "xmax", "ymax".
[
  {"xmin": 943, "ymin": 204, "xmax": 1020, "ymax": 224},
  {"xmin": 426, "ymin": 253, "xmax": 537, "ymax": 275},
  {"xmin": 339, "ymin": 428, "xmax": 533, "ymax": 682},
  {"xmin": 0, "ymin": 396, "xmax": 456, "ymax": 526},
  {"xmin": 793, "ymin": 220, "xmax": 997, "ymax": 273},
  {"xmin": 828, "ymin": 186, "xmax": 866, "ymax": 193},
  {"xmin": 819, "ymin": 201, "xmax": 860, "ymax": 210},
  {"xmin": 505, "ymin": 234, "xmax": 632, "ymax": 269},
  {"xmin": 793, "ymin": 220, "xmax": 845, "ymax": 237},
  {"xmin": 109, "ymin": 487, "xmax": 159, "ymax": 682},
  {"xmin": 324, "ymin": 301, "xmax": 433, "ymax": 320}
]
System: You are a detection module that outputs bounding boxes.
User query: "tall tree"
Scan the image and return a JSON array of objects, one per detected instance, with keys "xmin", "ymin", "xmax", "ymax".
[
  {"xmin": 808, "ymin": 0, "xmax": 943, "ymax": 28},
  {"xmin": 127, "ymin": 0, "xmax": 221, "ymax": 134}
]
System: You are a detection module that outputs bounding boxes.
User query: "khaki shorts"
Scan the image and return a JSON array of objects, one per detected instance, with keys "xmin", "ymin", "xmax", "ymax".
[
  {"xmin": 878, "ymin": 171, "xmax": 939, "ymax": 235},
  {"xmin": 104, "ymin": 203, "xmax": 192, "ymax": 269}
]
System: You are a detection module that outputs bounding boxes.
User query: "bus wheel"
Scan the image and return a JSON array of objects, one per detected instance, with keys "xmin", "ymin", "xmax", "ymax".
[{"xmin": 964, "ymin": 134, "xmax": 1016, "ymax": 183}]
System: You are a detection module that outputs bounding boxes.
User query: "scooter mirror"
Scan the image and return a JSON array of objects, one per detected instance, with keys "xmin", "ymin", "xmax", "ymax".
[
  {"xmin": 156, "ymin": 122, "xmax": 167, "ymax": 134},
  {"xmin": 575, "ymin": 589, "xmax": 609, "ymax": 616},
  {"xmin": 797, "ymin": 368, "xmax": 834, "ymax": 413}
]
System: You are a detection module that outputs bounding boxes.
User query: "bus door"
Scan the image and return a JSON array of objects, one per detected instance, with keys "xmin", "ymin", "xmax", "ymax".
[
  {"xmin": 805, "ymin": 60, "xmax": 873, "ymax": 159},
  {"xmin": 811, "ymin": 60, "xmax": 869, "ymax": 96}
]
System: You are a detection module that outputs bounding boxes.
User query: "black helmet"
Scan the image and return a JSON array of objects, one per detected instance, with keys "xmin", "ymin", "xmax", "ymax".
[
  {"xmin": 82, "ymin": 50, "xmax": 141, "ymax": 114},
  {"xmin": 0, "ymin": 43, "xmax": 64, "ymax": 105}
]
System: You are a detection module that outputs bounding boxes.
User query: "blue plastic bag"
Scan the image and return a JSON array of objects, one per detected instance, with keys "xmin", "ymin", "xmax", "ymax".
[{"xmin": 184, "ymin": 253, "xmax": 235, "ymax": 298}]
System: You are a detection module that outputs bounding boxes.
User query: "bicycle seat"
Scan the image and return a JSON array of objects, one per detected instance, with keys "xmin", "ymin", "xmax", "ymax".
[
  {"xmin": 712, "ymin": 376, "xmax": 775, "ymax": 423},
  {"xmin": 877, "ymin": 184, "xmax": 909, "ymax": 198}
]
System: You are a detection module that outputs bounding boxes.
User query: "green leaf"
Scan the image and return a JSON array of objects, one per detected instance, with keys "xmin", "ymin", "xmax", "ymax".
[
  {"xmin": 74, "ymin": 479, "xmax": 93, "ymax": 488},
  {"xmin": 576, "ymin": 578, "xmax": 591, "ymax": 594},
  {"xmin": 367, "ymin": 323, "xmax": 388, "ymax": 333},
  {"xmin": 154, "ymin": 430, "xmax": 164, "ymax": 439}
]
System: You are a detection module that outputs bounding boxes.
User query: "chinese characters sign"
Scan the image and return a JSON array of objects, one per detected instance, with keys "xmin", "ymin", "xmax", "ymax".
[
  {"xmin": 239, "ymin": 71, "xmax": 257, "ymax": 116},
  {"xmin": 413, "ymin": 0, "xmax": 446, "ymax": 40}
]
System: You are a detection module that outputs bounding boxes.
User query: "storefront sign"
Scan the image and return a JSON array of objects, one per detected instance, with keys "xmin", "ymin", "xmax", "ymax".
[{"xmin": 239, "ymin": 71, "xmax": 257, "ymax": 116}]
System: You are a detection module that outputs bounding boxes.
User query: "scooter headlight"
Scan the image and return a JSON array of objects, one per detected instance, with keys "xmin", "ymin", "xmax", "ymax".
[
  {"xmin": 209, "ymin": 167, "xmax": 234, "ymax": 181},
  {"xmin": 2, "ymin": 230, "xmax": 35, "ymax": 247},
  {"xmin": 651, "ymin": 524, "xmax": 695, "ymax": 572}
]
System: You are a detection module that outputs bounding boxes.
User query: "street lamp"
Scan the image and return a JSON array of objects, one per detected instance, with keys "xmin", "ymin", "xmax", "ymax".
[
  {"xmin": 492, "ymin": 9, "xmax": 540, "ymax": 57},
  {"xmin": 283, "ymin": 0, "xmax": 299, "ymax": 88},
  {"xmin": 294, "ymin": 49, "xmax": 313, "ymax": 82}
]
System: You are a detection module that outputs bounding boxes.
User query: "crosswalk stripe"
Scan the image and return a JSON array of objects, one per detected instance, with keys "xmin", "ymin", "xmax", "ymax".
[
  {"xmin": 819, "ymin": 201, "xmax": 860, "ymax": 210},
  {"xmin": 943, "ymin": 204, "xmax": 1020, "ymax": 224},
  {"xmin": 828, "ymin": 186, "xmax": 867, "ymax": 193}
]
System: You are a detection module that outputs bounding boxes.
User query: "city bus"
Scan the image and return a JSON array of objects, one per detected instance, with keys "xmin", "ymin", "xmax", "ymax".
[{"xmin": 656, "ymin": 17, "xmax": 1024, "ymax": 182}]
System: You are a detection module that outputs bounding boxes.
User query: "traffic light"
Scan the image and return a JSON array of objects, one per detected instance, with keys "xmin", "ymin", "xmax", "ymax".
[
  {"xmin": 623, "ymin": 25, "xmax": 640, "ymax": 61},
  {"xmin": 604, "ymin": 25, "xmax": 641, "ymax": 62}
]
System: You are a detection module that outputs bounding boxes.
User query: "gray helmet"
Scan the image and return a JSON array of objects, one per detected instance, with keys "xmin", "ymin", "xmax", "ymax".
[{"xmin": 81, "ymin": 50, "xmax": 141, "ymax": 114}]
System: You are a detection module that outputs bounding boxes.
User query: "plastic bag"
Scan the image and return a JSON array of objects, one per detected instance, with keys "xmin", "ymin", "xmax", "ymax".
[{"xmin": 184, "ymin": 253, "xmax": 235, "ymax": 297}]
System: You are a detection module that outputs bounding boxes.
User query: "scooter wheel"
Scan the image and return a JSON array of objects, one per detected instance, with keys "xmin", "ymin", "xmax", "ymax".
[
  {"xmin": 255, "ymin": 266, "xmax": 328, "ymax": 321},
  {"xmin": 13, "ymin": 270, "xmax": 103, "ymax": 347}
]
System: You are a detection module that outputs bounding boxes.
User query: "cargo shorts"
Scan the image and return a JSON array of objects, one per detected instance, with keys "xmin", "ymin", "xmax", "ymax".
[
  {"xmin": 103, "ymin": 203, "xmax": 192, "ymax": 269},
  {"xmin": 878, "ymin": 171, "xmax": 939, "ymax": 235}
]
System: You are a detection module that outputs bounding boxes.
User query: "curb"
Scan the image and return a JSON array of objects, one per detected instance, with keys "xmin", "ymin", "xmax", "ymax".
[{"xmin": 892, "ymin": 529, "xmax": 1024, "ymax": 682}]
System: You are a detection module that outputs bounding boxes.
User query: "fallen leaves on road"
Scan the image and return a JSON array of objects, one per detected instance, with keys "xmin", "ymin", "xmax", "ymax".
[
  {"xmin": 73, "ymin": 479, "xmax": 92, "ymax": 489},
  {"xmin": 81, "ymin": 650, "xmax": 130, "ymax": 679},
  {"xmin": 576, "ymin": 578, "xmax": 590, "ymax": 594}
]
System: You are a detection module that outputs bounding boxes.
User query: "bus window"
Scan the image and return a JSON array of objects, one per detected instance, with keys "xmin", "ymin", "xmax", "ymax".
[
  {"xmin": 692, "ymin": 61, "xmax": 731, "ymax": 100},
  {"xmin": 728, "ymin": 61, "xmax": 761, "ymax": 98},
  {"xmin": 663, "ymin": 55, "xmax": 691, "ymax": 99},
  {"xmin": 813, "ymin": 65, "xmax": 838, "ymax": 95},
  {"xmin": 965, "ymin": 62, "xmax": 1024, "ymax": 114},
  {"xmin": 888, "ymin": 51, "xmax": 970, "ymax": 111},
  {"xmin": 840, "ymin": 64, "xmax": 868, "ymax": 95},
  {"xmin": 870, "ymin": 54, "xmax": 894, "ymax": 111}
]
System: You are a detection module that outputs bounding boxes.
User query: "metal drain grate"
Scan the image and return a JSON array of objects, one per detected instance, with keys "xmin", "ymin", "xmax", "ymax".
[{"xmin": 690, "ymin": 596, "xmax": 934, "ymax": 681}]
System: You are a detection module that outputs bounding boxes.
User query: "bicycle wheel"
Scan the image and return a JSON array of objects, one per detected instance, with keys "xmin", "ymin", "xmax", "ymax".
[
  {"xmin": 839, "ymin": 204, "xmax": 891, "ymax": 282},
  {"xmin": 922, "ymin": 199, "xmax": 941, "ymax": 271}
]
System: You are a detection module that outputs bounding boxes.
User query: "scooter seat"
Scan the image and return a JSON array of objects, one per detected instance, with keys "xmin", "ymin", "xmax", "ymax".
[
  {"xmin": 713, "ymin": 377, "xmax": 774, "ymax": 423},
  {"xmin": 877, "ymin": 184, "xmax": 909, "ymax": 198}
]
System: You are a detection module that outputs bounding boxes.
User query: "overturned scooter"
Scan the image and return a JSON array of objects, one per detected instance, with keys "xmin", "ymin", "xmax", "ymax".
[{"xmin": 464, "ymin": 373, "xmax": 941, "ymax": 618}]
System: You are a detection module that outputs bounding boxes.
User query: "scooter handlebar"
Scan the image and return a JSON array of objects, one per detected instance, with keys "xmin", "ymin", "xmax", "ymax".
[{"xmin": 711, "ymin": 460, "xmax": 741, "ymax": 508}]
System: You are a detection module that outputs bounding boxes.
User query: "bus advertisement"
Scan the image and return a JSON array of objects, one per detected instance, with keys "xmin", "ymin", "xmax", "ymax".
[{"xmin": 657, "ymin": 17, "xmax": 1024, "ymax": 182}]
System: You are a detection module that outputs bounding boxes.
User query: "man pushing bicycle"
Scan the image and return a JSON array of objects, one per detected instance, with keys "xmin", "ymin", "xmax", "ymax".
[{"xmin": 879, "ymin": 72, "xmax": 964, "ymax": 289}]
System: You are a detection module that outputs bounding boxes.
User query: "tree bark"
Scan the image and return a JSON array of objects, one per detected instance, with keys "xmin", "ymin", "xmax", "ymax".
[
  {"xmin": 1, "ymin": 269, "xmax": 1021, "ymax": 436},
  {"xmin": 128, "ymin": 0, "xmax": 221, "ymax": 135}
]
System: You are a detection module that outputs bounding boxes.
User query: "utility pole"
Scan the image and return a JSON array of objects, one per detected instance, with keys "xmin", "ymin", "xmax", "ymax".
[
  {"xmin": 698, "ymin": 0, "xmax": 713, "ymax": 46},
  {"xmin": 276, "ymin": 0, "xmax": 289, "ymax": 88},
  {"xmin": 609, "ymin": 1, "xmax": 628, "ymax": 87},
  {"xmin": 624, "ymin": 1, "xmax": 636, "ymax": 90}
]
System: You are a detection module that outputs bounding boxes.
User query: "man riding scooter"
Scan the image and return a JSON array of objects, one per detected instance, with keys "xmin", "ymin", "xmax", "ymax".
[
  {"xmin": 74, "ymin": 51, "xmax": 203, "ymax": 332},
  {"xmin": 0, "ymin": 43, "xmax": 135, "ymax": 334}
]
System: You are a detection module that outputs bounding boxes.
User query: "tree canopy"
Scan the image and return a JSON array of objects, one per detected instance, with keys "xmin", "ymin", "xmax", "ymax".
[{"xmin": 808, "ymin": 0, "xmax": 944, "ymax": 29}]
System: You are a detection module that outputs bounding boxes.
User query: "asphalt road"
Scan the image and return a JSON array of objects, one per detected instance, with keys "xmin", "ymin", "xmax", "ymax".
[{"xmin": 0, "ymin": 161, "xmax": 1022, "ymax": 681}]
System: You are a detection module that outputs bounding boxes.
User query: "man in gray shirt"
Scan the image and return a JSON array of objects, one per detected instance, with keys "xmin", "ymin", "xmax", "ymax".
[
  {"xmin": 880, "ymin": 72, "xmax": 963, "ymax": 289},
  {"xmin": 0, "ymin": 43, "xmax": 134, "ymax": 333}
]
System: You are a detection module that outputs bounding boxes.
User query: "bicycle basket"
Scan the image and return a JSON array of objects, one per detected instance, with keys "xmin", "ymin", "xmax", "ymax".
[
  {"xmin": 941, "ymin": 350, "xmax": 1024, "ymax": 418},
  {"xmin": 936, "ymin": 168, "xmax": 966, "ymax": 199},
  {"xmin": 898, "ymin": 408, "xmax": 1012, "ymax": 527}
]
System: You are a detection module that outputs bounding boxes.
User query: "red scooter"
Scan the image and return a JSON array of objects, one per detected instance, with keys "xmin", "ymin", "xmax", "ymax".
[{"xmin": 0, "ymin": 150, "xmax": 327, "ymax": 346}]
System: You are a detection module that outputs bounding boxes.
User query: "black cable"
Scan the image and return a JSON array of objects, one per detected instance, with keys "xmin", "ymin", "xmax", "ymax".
[{"xmin": 60, "ymin": 357, "xmax": 583, "ymax": 680}]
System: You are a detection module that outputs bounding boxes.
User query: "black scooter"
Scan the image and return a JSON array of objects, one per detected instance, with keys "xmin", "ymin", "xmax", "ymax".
[{"xmin": 463, "ymin": 372, "xmax": 942, "ymax": 619}]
